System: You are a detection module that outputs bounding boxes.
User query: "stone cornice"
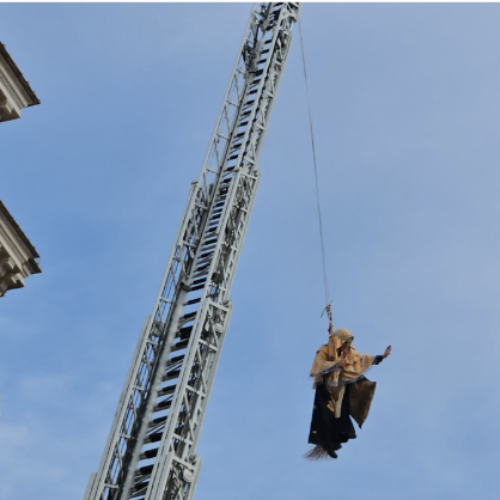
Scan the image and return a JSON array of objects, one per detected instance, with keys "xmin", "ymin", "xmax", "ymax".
[
  {"xmin": 0, "ymin": 200, "xmax": 40, "ymax": 259},
  {"xmin": 0, "ymin": 43, "xmax": 39, "ymax": 105},
  {"xmin": 0, "ymin": 201, "xmax": 41, "ymax": 297},
  {"xmin": 0, "ymin": 42, "xmax": 40, "ymax": 122}
]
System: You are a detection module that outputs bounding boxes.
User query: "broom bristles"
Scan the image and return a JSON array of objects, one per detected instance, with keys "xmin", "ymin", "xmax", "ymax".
[{"xmin": 304, "ymin": 445, "xmax": 331, "ymax": 460}]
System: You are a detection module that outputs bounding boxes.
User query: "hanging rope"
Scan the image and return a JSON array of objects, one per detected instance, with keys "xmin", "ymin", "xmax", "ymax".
[{"xmin": 298, "ymin": 18, "xmax": 333, "ymax": 328}]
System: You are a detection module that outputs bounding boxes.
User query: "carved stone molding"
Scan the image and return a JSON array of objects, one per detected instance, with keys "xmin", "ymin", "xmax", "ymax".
[
  {"xmin": 0, "ymin": 42, "xmax": 39, "ymax": 123},
  {"xmin": 0, "ymin": 201, "xmax": 41, "ymax": 297}
]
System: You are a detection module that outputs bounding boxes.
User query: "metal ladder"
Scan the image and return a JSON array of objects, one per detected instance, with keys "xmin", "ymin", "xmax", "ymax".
[{"xmin": 83, "ymin": 4, "xmax": 300, "ymax": 500}]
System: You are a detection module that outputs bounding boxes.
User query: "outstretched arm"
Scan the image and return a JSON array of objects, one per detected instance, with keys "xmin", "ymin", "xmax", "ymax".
[{"xmin": 373, "ymin": 345, "xmax": 391, "ymax": 365}]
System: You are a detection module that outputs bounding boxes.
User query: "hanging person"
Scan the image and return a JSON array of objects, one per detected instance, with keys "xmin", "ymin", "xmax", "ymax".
[{"xmin": 306, "ymin": 325, "xmax": 391, "ymax": 459}]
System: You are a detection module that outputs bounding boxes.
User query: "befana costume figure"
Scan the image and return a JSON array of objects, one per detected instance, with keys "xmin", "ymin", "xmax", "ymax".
[{"xmin": 307, "ymin": 326, "xmax": 391, "ymax": 459}]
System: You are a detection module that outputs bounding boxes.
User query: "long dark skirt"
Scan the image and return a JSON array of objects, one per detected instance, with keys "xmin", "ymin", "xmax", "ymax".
[{"xmin": 308, "ymin": 382, "xmax": 356, "ymax": 450}]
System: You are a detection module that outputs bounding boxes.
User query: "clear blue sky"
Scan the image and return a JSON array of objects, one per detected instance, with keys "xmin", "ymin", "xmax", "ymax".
[{"xmin": 2, "ymin": 3, "xmax": 500, "ymax": 500}]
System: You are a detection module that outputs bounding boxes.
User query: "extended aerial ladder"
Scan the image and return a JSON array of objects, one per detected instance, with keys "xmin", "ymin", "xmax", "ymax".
[{"xmin": 83, "ymin": 4, "xmax": 300, "ymax": 500}]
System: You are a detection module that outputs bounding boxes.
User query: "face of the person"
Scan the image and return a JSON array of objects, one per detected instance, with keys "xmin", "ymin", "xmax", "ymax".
[{"xmin": 338, "ymin": 342, "xmax": 350, "ymax": 356}]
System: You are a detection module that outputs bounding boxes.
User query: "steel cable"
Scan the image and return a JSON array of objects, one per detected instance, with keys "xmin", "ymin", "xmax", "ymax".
[{"xmin": 298, "ymin": 17, "xmax": 333, "ymax": 325}]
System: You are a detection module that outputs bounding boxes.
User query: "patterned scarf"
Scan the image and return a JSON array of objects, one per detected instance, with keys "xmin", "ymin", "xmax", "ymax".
[{"xmin": 310, "ymin": 328, "xmax": 375, "ymax": 387}]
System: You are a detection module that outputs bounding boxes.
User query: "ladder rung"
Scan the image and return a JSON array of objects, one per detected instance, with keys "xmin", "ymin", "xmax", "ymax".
[
  {"xmin": 154, "ymin": 396, "xmax": 173, "ymax": 410},
  {"xmin": 168, "ymin": 354, "xmax": 185, "ymax": 365},
  {"xmin": 158, "ymin": 381, "xmax": 177, "ymax": 395},
  {"xmin": 180, "ymin": 311, "xmax": 196, "ymax": 322},
  {"xmin": 151, "ymin": 414, "xmax": 168, "ymax": 425},
  {"xmin": 195, "ymin": 265, "xmax": 210, "ymax": 275},
  {"xmin": 190, "ymin": 284, "xmax": 206, "ymax": 292},
  {"xmin": 130, "ymin": 482, "xmax": 148, "ymax": 497},
  {"xmin": 193, "ymin": 274, "xmax": 208, "ymax": 284},
  {"xmin": 199, "ymin": 248, "xmax": 215, "ymax": 257},
  {"xmin": 184, "ymin": 298, "xmax": 201, "ymax": 306},
  {"xmin": 177, "ymin": 325, "xmax": 192, "ymax": 338},
  {"xmin": 163, "ymin": 369, "xmax": 181, "ymax": 381},
  {"xmin": 193, "ymin": 273, "xmax": 209, "ymax": 283},
  {"xmin": 203, "ymin": 234, "xmax": 218, "ymax": 242},
  {"xmin": 145, "ymin": 431, "xmax": 163, "ymax": 443},
  {"xmin": 198, "ymin": 252, "xmax": 213, "ymax": 261},
  {"xmin": 139, "ymin": 448, "xmax": 159, "ymax": 460},
  {"xmin": 138, "ymin": 464, "xmax": 154, "ymax": 475},
  {"xmin": 196, "ymin": 256, "xmax": 212, "ymax": 267},
  {"xmin": 172, "ymin": 339, "xmax": 189, "ymax": 351}
]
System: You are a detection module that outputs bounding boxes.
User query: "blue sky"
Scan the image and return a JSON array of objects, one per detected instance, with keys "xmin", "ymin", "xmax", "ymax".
[{"xmin": 2, "ymin": 3, "xmax": 500, "ymax": 500}]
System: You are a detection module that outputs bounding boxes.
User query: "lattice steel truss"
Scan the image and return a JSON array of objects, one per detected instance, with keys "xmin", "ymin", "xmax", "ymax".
[{"xmin": 83, "ymin": 4, "xmax": 300, "ymax": 500}]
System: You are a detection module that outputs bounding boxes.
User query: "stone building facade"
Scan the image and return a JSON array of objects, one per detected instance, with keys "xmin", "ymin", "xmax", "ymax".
[{"xmin": 1, "ymin": 41, "xmax": 41, "ymax": 296}]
